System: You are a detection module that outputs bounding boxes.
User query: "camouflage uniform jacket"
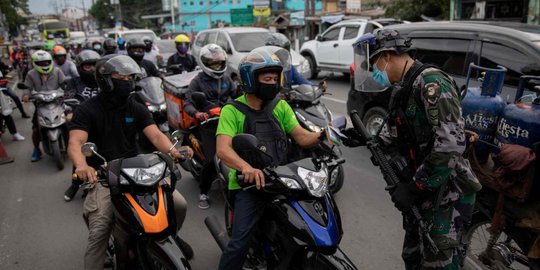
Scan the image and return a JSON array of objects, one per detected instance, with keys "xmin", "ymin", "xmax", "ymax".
[{"xmin": 391, "ymin": 62, "xmax": 481, "ymax": 201}]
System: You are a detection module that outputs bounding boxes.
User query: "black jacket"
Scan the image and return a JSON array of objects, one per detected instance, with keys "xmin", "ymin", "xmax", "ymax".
[
  {"xmin": 166, "ymin": 53, "xmax": 197, "ymax": 74},
  {"xmin": 184, "ymin": 72, "xmax": 237, "ymax": 117}
]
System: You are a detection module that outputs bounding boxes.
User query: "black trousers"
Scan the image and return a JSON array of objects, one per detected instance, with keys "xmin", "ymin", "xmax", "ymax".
[
  {"xmin": 0, "ymin": 114, "xmax": 17, "ymax": 134},
  {"xmin": 198, "ymin": 123, "xmax": 218, "ymax": 195}
]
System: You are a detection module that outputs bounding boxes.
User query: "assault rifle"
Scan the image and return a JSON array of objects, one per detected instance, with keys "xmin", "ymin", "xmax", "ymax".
[{"xmin": 349, "ymin": 109, "xmax": 439, "ymax": 254}]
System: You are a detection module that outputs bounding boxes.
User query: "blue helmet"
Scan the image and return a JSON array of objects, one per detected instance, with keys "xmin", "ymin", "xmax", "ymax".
[{"xmin": 239, "ymin": 46, "xmax": 288, "ymax": 94}]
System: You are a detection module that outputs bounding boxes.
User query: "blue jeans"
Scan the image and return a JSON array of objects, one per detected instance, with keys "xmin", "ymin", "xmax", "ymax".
[{"xmin": 218, "ymin": 190, "xmax": 267, "ymax": 270}]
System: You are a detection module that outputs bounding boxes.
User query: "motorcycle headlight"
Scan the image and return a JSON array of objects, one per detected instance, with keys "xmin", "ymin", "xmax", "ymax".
[
  {"xmin": 43, "ymin": 93, "xmax": 56, "ymax": 102},
  {"xmin": 147, "ymin": 104, "xmax": 159, "ymax": 112},
  {"xmin": 159, "ymin": 103, "xmax": 167, "ymax": 111},
  {"xmin": 297, "ymin": 166, "xmax": 328, "ymax": 197},
  {"xmin": 122, "ymin": 162, "xmax": 166, "ymax": 186},
  {"xmin": 278, "ymin": 177, "xmax": 302, "ymax": 189}
]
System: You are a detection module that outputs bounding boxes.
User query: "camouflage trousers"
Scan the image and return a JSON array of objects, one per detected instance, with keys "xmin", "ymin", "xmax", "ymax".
[{"xmin": 402, "ymin": 193, "xmax": 476, "ymax": 270}]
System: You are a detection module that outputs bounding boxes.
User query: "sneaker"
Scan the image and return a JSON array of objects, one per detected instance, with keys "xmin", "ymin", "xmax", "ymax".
[
  {"xmin": 198, "ymin": 194, "xmax": 210, "ymax": 209},
  {"xmin": 12, "ymin": 133, "xmax": 25, "ymax": 141},
  {"xmin": 31, "ymin": 148, "xmax": 42, "ymax": 162},
  {"xmin": 64, "ymin": 185, "xmax": 79, "ymax": 202},
  {"xmin": 176, "ymin": 237, "xmax": 194, "ymax": 260}
]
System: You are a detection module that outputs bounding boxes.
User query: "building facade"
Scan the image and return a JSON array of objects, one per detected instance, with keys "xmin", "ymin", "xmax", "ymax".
[{"xmin": 450, "ymin": 0, "xmax": 540, "ymax": 24}]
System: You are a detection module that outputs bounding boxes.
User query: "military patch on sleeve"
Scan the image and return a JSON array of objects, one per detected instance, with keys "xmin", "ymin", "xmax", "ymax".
[
  {"xmin": 427, "ymin": 107, "xmax": 439, "ymax": 126},
  {"xmin": 424, "ymin": 82, "xmax": 441, "ymax": 105}
]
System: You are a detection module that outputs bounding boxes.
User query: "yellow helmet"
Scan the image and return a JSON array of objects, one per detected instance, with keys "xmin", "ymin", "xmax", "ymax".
[{"xmin": 174, "ymin": 34, "xmax": 191, "ymax": 44}]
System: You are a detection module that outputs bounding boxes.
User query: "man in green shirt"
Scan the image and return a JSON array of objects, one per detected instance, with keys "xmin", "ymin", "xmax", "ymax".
[{"xmin": 215, "ymin": 46, "xmax": 322, "ymax": 270}]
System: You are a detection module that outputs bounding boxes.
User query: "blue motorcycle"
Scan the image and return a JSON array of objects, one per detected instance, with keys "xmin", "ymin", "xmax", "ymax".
[{"xmin": 205, "ymin": 128, "xmax": 358, "ymax": 270}]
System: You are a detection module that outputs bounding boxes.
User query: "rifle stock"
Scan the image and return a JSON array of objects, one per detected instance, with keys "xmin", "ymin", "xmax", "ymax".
[{"xmin": 349, "ymin": 110, "xmax": 439, "ymax": 254}]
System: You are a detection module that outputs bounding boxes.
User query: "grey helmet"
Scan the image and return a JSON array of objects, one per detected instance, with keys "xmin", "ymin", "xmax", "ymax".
[
  {"xmin": 265, "ymin": 33, "xmax": 291, "ymax": 52},
  {"xmin": 96, "ymin": 55, "xmax": 142, "ymax": 93}
]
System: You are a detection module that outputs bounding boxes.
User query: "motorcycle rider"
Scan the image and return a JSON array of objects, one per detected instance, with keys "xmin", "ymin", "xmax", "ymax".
[
  {"xmin": 116, "ymin": 37, "xmax": 127, "ymax": 55},
  {"xmin": 216, "ymin": 46, "xmax": 323, "ymax": 270},
  {"xmin": 0, "ymin": 71, "xmax": 25, "ymax": 141},
  {"xmin": 142, "ymin": 36, "xmax": 162, "ymax": 66},
  {"xmin": 0, "ymin": 61, "xmax": 30, "ymax": 118},
  {"xmin": 184, "ymin": 43, "xmax": 237, "ymax": 209},
  {"xmin": 102, "ymin": 38, "xmax": 117, "ymax": 56},
  {"xmin": 21, "ymin": 50, "xmax": 65, "ymax": 162},
  {"xmin": 166, "ymin": 34, "xmax": 197, "ymax": 74},
  {"xmin": 126, "ymin": 37, "xmax": 160, "ymax": 78},
  {"xmin": 264, "ymin": 33, "xmax": 327, "ymax": 90},
  {"xmin": 354, "ymin": 29, "xmax": 481, "ymax": 269},
  {"xmin": 52, "ymin": 45, "xmax": 79, "ymax": 80},
  {"xmin": 68, "ymin": 55, "xmax": 194, "ymax": 269},
  {"xmin": 62, "ymin": 50, "xmax": 102, "ymax": 202}
]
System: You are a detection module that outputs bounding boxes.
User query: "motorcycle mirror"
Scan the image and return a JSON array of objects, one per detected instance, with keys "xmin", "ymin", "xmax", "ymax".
[
  {"xmin": 81, "ymin": 142, "xmax": 98, "ymax": 157},
  {"xmin": 191, "ymin": 92, "xmax": 207, "ymax": 109},
  {"xmin": 232, "ymin": 134, "xmax": 260, "ymax": 152},
  {"xmin": 17, "ymin": 83, "xmax": 28, "ymax": 89},
  {"xmin": 332, "ymin": 116, "xmax": 347, "ymax": 130}
]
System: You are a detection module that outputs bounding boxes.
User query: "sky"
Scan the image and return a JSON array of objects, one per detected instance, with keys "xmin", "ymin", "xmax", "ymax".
[{"xmin": 28, "ymin": 0, "xmax": 95, "ymax": 15}]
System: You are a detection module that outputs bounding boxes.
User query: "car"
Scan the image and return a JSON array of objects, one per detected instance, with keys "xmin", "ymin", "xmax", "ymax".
[
  {"xmin": 300, "ymin": 19, "xmax": 388, "ymax": 79},
  {"xmin": 346, "ymin": 21, "xmax": 540, "ymax": 135},
  {"xmin": 106, "ymin": 29, "xmax": 158, "ymax": 42},
  {"xmin": 192, "ymin": 27, "xmax": 311, "ymax": 82},
  {"xmin": 154, "ymin": 39, "xmax": 176, "ymax": 68}
]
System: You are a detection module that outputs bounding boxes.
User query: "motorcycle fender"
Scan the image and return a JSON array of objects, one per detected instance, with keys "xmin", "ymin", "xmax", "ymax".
[
  {"xmin": 277, "ymin": 194, "xmax": 342, "ymax": 247},
  {"xmin": 47, "ymin": 129, "xmax": 61, "ymax": 141},
  {"xmin": 146, "ymin": 235, "xmax": 190, "ymax": 270},
  {"xmin": 124, "ymin": 185, "xmax": 169, "ymax": 233},
  {"xmin": 304, "ymin": 248, "xmax": 358, "ymax": 270}
]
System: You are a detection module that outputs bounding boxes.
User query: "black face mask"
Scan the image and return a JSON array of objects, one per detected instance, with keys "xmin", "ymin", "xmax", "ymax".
[
  {"xmin": 111, "ymin": 78, "xmax": 134, "ymax": 100},
  {"xmin": 80, "ymin": 70, "xmax": 97, "ymax": 87},
  {"xmin": 255, "ymin": 83, "xmax": 280, "ymax": 101}
]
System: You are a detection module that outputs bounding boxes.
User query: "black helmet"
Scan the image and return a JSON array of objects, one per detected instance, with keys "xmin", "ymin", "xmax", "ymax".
[
  {"xmin": 102, "ymin": 38, "xmax": 117, "ymax": 55},
  {"xmin": 126, "ymin": 38, "xmax": 146, "ymax": 63},
  {"xmin": 265, "ymin": 33, "xmax": 291, "ymax": 52},
  {"xmin": 142, "ymin": 36, "xmax": 153, "ymax": 53},
  {"xmin": 363, "ymin": 29, "xmax": 411, "ymax": 61},
  {"xmin": 96, "ymin": 55, "xmax": 142, "ymax": 93},
  {"xmin": 75, "ymin": 50, "xmax": 101, "ymax": 85}
]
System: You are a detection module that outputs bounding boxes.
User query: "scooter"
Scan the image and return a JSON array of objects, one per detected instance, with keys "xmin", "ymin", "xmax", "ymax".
[
  {"xmin": 19, "ymin": 83, "xmax": 79, "ymax": 170},
  {"xmin": 282, "ymin": 83, "xmax": 346, "ymax": 193},
  {"xmin": 205, "ymin": 127, "xmax": 358, "ymax": 270},
  {"xmin": 79, "ymin": 131, "xmax": 191, "ymax": 270}
]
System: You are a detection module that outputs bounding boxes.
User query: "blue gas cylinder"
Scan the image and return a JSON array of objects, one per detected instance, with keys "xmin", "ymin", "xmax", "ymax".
[
  {"xmin": 495, "ymin": 76, "xmax": 540, "ymax": 148},
  {"xmin": 462, "ymin": 64, "xmax": 507, "ymax": 159}
]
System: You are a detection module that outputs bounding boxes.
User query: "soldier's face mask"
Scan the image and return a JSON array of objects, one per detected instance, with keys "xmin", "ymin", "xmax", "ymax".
[{"xmin": 372, "ymin": 54, "xmax": 391, "ymax": 88}]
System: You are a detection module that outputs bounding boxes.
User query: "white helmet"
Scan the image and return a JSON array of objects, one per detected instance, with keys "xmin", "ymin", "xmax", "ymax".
[
  {"xmin": 197, "ymin": 44, "xmax": 227, "ymax": 79},
  {"xmin": 31, "ymin": 50, "xmax": 54, "ymax": 75}
]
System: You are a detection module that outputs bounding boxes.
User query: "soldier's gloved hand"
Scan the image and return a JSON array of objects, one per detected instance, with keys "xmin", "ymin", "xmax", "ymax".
[
  {"xmin": 390, "ymin": 182, "xmax": 423, "ymax": 212},
  {"xmin": 340, "ymin": 128, "xmax": 365, "ymax": 147},
  {"xmin": 195, "ymin": 112, "xmax": 209, "ymax": 122}
]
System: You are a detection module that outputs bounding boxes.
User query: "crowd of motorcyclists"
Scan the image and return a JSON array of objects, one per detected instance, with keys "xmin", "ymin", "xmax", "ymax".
[{"xmin": 1, "ymin": 26, "xmax": 539, "ymax": 270}]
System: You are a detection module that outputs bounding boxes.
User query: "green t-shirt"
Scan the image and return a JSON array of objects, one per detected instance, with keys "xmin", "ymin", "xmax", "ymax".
[{"xmin": 216, "ymin": 95, "xmax": 299, "ymax": 190}]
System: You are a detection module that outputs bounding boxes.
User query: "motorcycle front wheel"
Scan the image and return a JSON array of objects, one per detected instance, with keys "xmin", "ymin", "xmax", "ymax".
[
  {"xmin": 463, "ymin": 216, "xmax": 530, "ymax": 270},
  {"xmin": 51, "ymin": 139, "xmax": 64, "ymax": 170}
]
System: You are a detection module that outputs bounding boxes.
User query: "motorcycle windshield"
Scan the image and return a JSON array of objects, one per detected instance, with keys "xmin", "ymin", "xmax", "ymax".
[
  {"xmin": 292, "ymin": 84, "xmax": 322, "ymax": 102},
  {"xmin": 138, "ymin": 77, "xmax": 165, "ymax": 104}
]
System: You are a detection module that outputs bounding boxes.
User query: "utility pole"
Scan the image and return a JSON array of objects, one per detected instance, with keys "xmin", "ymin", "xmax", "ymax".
[
  {"xmin": 82, "ymin": 0, "xmax": 87, "ymax": 35},
  {"xmin": 170, "ymin": 0, "xmax": 176, "ymax": 32}
]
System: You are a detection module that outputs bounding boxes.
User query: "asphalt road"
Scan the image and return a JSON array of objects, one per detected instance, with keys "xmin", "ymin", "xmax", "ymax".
[{"xmin": 0, "ymin": 74, "xmax": 407, "ymax": 270}]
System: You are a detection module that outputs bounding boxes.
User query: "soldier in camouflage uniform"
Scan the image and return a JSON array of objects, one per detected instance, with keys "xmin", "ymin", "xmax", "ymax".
[{"xmin": 353, "ymin": 29, "xmax": 482, "ymax": 269}]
